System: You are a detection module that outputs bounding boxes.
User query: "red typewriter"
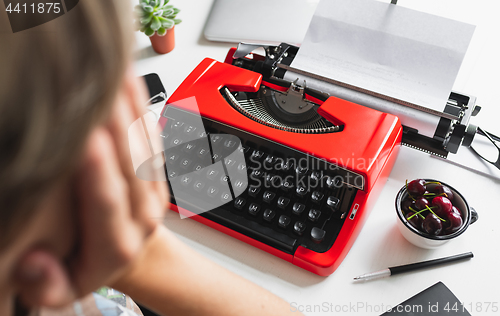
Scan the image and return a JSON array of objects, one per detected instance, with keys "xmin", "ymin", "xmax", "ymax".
[{"xmin": 157, "ymin": 43, "xmax": 402, "ymax": 276}]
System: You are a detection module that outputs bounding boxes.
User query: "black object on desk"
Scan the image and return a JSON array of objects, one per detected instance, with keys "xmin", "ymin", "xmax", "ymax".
[
  {"xmin": 470, "ymin": 126, "xmax": 500, "ymax": 170},
  {"xmin": 381, "ymin": 282, "xmax": 471, "ymax": 315},
  {"xmin": 390, "ymin": 252, "xmax": 473, "ymax": 275},
  {"xmin": 143, "ymin": 73, "xmax": 166, "ymax": 104},
  {"xmin": 354, "ymin": 252, "xmax": 474, "ymax": 281}
]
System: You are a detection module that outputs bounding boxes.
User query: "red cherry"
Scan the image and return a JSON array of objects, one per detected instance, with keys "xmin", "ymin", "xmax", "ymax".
[
  {"xmin": 433, "ymin": 184, "xmax": 454, "ymax": 201},
  {"xmin": 423, "ymin": 213, "xmax": 443, "ymax": 235},
  {"xmin": 401, "ymin": 198, "xmax": 415, "ymax": 212},
  {"xmin": 406, "ymin": 211, "xmax": 423, "ymax": 230},
  {"xmin": 431, "ymin": 196, "xmax": 453, "ymax": 219},
  {"xmin": 451, "ymin": 206, "xmax": 462, "ymax": 217},
  {"xmin": 407, "ymin": 179, "xmax": 426, "ymax": 197},
  {"xmin": 414, "ymin": 197, "xmax": 430, "ymax": 211},
  {"xmin": 443, "ymin": 211, "xmax": 463, "ymax": 233}
]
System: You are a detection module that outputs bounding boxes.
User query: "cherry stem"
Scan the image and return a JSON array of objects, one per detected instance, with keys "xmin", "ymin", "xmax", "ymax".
[
  {"xmin": 406, "ymin": 207, "xmax": 427, "ymax": 220},
  {"xmin": 423, "ymin": 192, "xmax": 448, "ymax": 198},
  {"xmin": 405, "ymin": 180, "xmax": 416, "ymax": 201},
  {"xmin": 424, "ymin": 205, "xmax": 446, "ymax": 222},
  {"xmin": 424, "ymin": 181, "xmax": 442, "ymax": 186}
]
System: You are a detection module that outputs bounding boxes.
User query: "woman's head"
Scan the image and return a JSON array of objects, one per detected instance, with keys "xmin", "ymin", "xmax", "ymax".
[
  {"xmin": 0, "ymin": 0, "xmax": 151, "ymax": 313},
  {"xmin": 0, "ymin": 0, "xmax": 133, "ymax": 248}
]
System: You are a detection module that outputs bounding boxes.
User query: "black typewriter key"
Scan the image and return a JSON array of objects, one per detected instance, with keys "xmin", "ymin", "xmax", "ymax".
[
  {"xmin": 278, "ymin": 215, "xmax": 291, "ymax": 229},
  {"xmin": 282, "ymin": 159, "xmax": 294, "ymax": 172},
  {"xmin": 277, "ymin": 197, "xmax": 290, "ymax": 209},
  {"xmin": 263, "ymin": 209, "xmax": 276, "ymax": 222},
  {"xmin": 296, "ymin": 165, "xmax": 309, "ymax": 176},
  {"xmin": 237, "ymin": 163, "xmax": 247, "ymax": 174},
  {"xmin": 281, "ymin": 179, "xmax": 294, "ymax": 191},
  {"xmin": 220, "ymin": 191, "xmax": 232, "ymax": 204},
  {"xmin": 197, "ymin": 130, "xmax": 207, "ymax": 138},
  {"xmin": 232, "ymin": 179, "xmax": 247, "ymax": 195},
  {"xmin": 224, "ymin": 158, "xmax": 236, "ymax": 169},
  {"xmin": 171, "ymin": 121, "xmax": 184, "ymax": 131},
  {"xmin": 212, "ymin": 153, "xmax": 221, "ymax": 162},
  {"xmin": 207, "ymin": 186, "xmax": 219, "ymax": 198},
  {"xmin": 250, "ymin": 150, "xmax": 265, "ymax": 160},
  {"xmin": 265, "ymin": 174, "xmax": 281, "ymax": 187},
  {"xmin": 206, "ymin": 168, "xmax": 219, "ymax": 180},
  {"xmin": 326, "ymin": 176, "xmax": 342, "ymax": 189},
  {"xmin": 263, "ymin": 155, "xmax": 275, "ymax": 168},
  {"xmin": 166, "ymin": 153, "xmax": 180, "ymax": 165},
  {"xmin": 296, "ymin": 185, "xmax": 308, "ymax": 198},
  {"xmin": 183, "ymin": 125, "xmax": 197, "ymax": 135},
  {"xmin": 262, "ymin": 191, "xmax": 276, "ymax": 204},
  {"xmin": 160, "ymin": 133, "xmax": 169, "ymax": 141},
  {"xmin": 276, "ymin": 160, "xmax": 287, "ymax": 172},
  {"xmin": 274, "ymin": 157, "xmax": 284, "ymax": 169},
  {"xmin": 193, "ymin": 164, "xmax": 204, "ymax": 174},
  {"xmin": 167, "ymin": 170, "xmax": 178, "ymax": 179},
  {"xmin": 250, "ymin": 169, "xmax": 264, "ymax": 180},
  {"xmin": 310, "ymin": 171, "xmax": 322, "ymax": 187},
  {"xmin": 311, "ymin": 191, "xmax": 324, "ymax": 204},
  {"xmin": 210, "ymin": 134, "xmax": 223, "ymax": 145},
  {"xmin": 241, "ymin": 145, "xmax": 251, "ymax": 155},
  {"xmin": 292, "ymin": 203, "xmax": 305, "ymax": 216},
  {"xmin": 179, "ymin": 158, "xmax": 192, "ymax": 170},
  {"xmin": 293, "ymin": 221, "xmax": 306, "ymax": 236},
  {"xmin": 193, "ymin": 180, "xmax": 206, "ymax": 192},
  {"xmin": 326, "ymin": 196, "xmax": 341, "ymax": 210},
  {"xmin": 310, "ymin": 171, "xmax": 322, "ymax": 181},
  {"xmin": 248, "ymin": 203, "xmax": 261, "ymax": 216},
  {"xmin": 182, "ymin": 143, "xmax": 196, "ymax": 154},
  {"xmin": 197, "ymin": 147, "xmax": 210, "ymax": 159},
  {"xmin": 180, "ymin": 175, "xmax": 193, "ymax": 187},
  {"xmin": 233, "ymin": 197, "xmax": 246, "ymax": 210},
  {"xmin": 223, "ymin": 139, "xmax": 237, "ymax": 149},
  {"xmin": 170, "ymin": 137, "xmax": 183, "ymax": 147},
  {"xmin": 310, "ymin": 227, "xmax": 326, "ymax": 244},
  {"xmin": 308, "ymin": 209, "xmax": 321, "ymax": 222},
  {"xmin": 248, "ymin": 185, "xmax": 261, "ymax": 198},
  {"xmin": 220, "ymin": 175, "xmax": 229, "ymax": 185}
]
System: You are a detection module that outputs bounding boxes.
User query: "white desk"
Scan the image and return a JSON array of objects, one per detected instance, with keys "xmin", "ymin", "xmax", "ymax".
[{"xmin": 133, "ymin": 1, "xmax": 500, "ymax": 314}]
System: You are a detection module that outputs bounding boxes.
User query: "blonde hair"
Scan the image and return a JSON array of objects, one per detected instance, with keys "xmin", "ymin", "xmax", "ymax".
[{"xmin": 0, "ymin": 0, "xmax": 133, "ymax": 248}]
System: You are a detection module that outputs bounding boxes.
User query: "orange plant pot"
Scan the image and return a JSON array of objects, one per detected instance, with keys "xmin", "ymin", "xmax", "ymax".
[{"xmin": 149, "ymin": 26, "xmax": 176, "ymax": 54}]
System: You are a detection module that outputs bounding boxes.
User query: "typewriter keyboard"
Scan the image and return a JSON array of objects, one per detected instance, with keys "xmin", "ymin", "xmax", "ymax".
[{"xmin": 161, "ymin": 106, "xmax": 360, "ymax": 254}]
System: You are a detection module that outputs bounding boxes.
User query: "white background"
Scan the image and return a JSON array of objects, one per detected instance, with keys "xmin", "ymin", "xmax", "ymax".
[{"xmin": 133, "ymin": 1, "xmax": 500, "ymax": 315}]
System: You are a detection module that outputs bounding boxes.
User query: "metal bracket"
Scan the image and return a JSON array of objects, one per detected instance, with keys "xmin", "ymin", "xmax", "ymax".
[
  {"xmin": 273, "ymin": 79, "xmax": 315, "ymax": 114},
  {"xmin": 233, "ymin": 43, "xmax": 270, "ymax": 59}
]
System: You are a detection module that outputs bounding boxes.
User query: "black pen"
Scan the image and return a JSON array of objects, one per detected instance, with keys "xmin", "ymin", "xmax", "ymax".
[{"xmin": 353, "ymin": 252, "xmax": 473, "ymax": 281}]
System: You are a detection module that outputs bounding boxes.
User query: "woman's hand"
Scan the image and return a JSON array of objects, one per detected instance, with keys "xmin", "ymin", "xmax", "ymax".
[{"xmin": 15, "ymin": 69, "xmax": 169, "ymax": 307}]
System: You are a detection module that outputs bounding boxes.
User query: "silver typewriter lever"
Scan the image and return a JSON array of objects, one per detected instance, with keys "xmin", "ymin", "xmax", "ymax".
[
  {"xmin": 273, "ymin": 79, "xmax": 315, "ymax": 115},
  {"xmin": 233, "ymin": 43, "xmax": 270, "ymax": 59}
]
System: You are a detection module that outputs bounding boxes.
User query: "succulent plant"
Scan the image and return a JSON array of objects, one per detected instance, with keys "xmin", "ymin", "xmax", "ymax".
[{"xmin": 136, "ymin": 0, "xmax": 181, "ymax": 37}]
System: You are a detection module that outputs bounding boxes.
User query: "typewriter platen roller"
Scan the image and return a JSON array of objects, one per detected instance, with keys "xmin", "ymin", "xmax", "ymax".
[
  {"xmin": 158, "ymin": 47, "xmax": 403, "ymax": 275},
  {"xmin": 229, "ymin": 42, "xmax": 481, "ymax": 158}
]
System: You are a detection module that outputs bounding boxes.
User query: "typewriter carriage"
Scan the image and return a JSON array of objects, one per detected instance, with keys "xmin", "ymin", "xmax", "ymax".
[{"xmin": 227, "ymin": 43, "xmax": 481, "ymax": 159}]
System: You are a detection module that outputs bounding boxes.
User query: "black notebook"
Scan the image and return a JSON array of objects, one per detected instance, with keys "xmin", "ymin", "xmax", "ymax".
[{"xmin": 381, "ymin": 282, "xmax": 470, "ymax": 315}]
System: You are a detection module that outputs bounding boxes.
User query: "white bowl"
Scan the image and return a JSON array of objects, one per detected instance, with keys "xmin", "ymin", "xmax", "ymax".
[{"xmin": 395, "ymin": 179, "xmax": 478, "ymax": 249}]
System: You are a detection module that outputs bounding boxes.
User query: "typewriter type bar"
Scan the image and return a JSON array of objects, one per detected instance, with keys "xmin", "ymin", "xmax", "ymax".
[{"xmin": 229, "ymin": 43, "xmax": 481, "ymax": 158}]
